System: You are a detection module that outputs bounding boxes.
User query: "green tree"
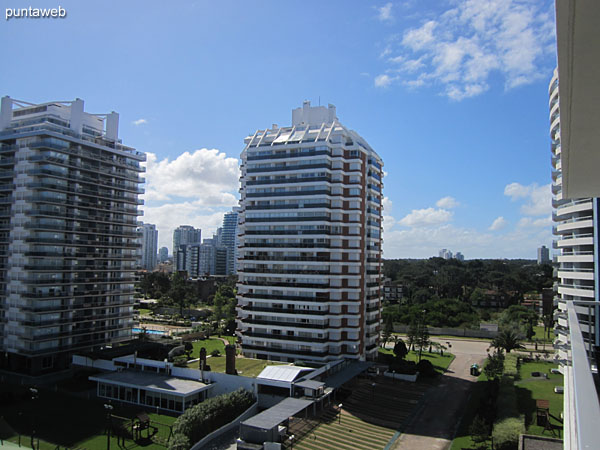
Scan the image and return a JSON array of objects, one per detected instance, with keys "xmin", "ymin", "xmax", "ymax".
[
  {"xmin": 393, "ymin": 339, "xmax": 408, "ymax": 359},
  {"xmin": 469, "ymin": 415, "xmax": 490, "ymax": 450},
  {"xmin": 382, "ymin": 315, "xmax": 394, "ymax": 348},
  {"xmin": 483, "ymin": 351, "xmax": 504, "ymax": 380},
  {"xmin": 492, "ymin": 328, "xmax": 525, "ymax": 353},
  {"xmin": 169, "ymin": 272, "xmax": 192, "ymax": 316}
]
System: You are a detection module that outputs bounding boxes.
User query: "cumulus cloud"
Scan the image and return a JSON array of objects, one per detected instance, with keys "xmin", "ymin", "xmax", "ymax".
[
  {"xmin": 376, "ymin": 2, "xmax": 394, "ymax": 22},
  {"xmin": 132, "ymin": 118, "xmax": 147, "ymax": 126},
  {"xmin": 378, "ymin": 0, "xmax": 555, "ymax": 99},
  {"xmin": 436, "ymin": 196, "xmax": 459, "ymax": 209},
  {"xmin": 398, "ymin": 207, "xmax": 453, "ymax": 227},
  {"xmin": 504, "ymin": 182, "xmax": 552, "ymax": 216},
  {"xmin": 374, "ymin": 74, "xmax": 394, "ymax": 88},
  {"xmin": 143, "ymin": 149, "xmax": 239, "ymax": 203},
  {"xmin": 489, "ymin": 216, "xmax": 507, "ymax": 231},
  {"xmin": 141, "ymin": 148, "xmax": 241, "ymax": 249}
]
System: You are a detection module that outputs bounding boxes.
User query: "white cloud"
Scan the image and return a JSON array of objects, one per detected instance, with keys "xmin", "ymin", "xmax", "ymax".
[
  {"xmin": 398, "ymin": 207, "xmax": 453, "ymax": 227},
  {"xmin": 504, "ymin": 182, "xmax": 552, "ymax": 216},
  {"xmin": 489, "ymin": 216, "xmax": 507, "ymax": 231},
  {"xmin": 141, "ymin": 148, "xmax": 240, "ymax": 250},
  {"xmin": 380, "ymin": 0, "xmax": 555, "ymax": 99},
  {"xmin": 374, "ymin": 74, "xmax": 394, "ymax": 88},
  {"xmin": 132, "ymin": 118, "xmax": 147, "ymax": 126},
  {"xmin": 143, "ymin": 149, "xmax": 239, "ymax": 203},
  {"xmin": 436, "ymin": 196, "xmax": 459, "ymax": 209},
  {"xmin": 376, "ymin": 2, "xmax": 394, "ymax": 22}
]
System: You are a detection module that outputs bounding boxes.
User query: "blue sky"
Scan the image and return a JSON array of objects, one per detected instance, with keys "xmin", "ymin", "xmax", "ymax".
[{"xmin": 0, "ymin": 0, "xmax": 557, "ymax": 258}]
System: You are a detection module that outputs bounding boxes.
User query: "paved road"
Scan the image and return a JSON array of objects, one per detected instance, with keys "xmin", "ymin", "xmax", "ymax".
[{"xmin": 391, "ymin": 338, "xmax": 489, "ymax": 450}]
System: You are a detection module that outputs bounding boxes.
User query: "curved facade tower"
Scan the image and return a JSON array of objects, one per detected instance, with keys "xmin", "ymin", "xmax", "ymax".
[
  {"xmin": 236, "ymin": 101, "xmax": 383, "ymax": 363},
  {"xmin": 551, "ymin": 68, "xmax": 599, "ymax": 362}
]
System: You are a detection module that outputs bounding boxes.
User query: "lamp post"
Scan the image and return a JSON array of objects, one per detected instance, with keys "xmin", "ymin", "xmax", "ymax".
[
  {"xmin": 371, "ymin": 382, "xmax": 376, "ymax": 400},
  {"xmin": 338, "ymin": 403, "xmax": 343, "ymax": 424},
  {"xmin": 104, "ymin": 403, "xmax": 114, "ymax": 450},
  {"xmin": 289, "ymin": 434, "xmax": 295, "ymax": 449},
  {"xmin": 29, "ymin": 388, "xmax": 38, "ymax": 450},
  {"xmin": 418, "ymin": 310, "xmax": 426, "ymax": 363}
]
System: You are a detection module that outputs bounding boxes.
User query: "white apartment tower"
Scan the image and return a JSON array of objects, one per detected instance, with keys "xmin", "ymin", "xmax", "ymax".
[
  {"xmin": 550, "ymin": 68, "xmax": 599, "ymax": 373},
  {"xmin": 140, "ymin": 223, "xmax": 158, "ymax": 270},
  {"xmin": 236, "ymin": 101, "xmax": 384, "ymax": 362},
  {"xmin": 0, "ymin": 97, "xmax": 145, "ymax": 375}
]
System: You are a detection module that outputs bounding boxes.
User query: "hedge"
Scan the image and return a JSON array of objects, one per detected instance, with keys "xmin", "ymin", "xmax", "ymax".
[
  {"xmin": 492, "ymin": 416, "xmax": 525, "ymax": 450},
  {"xmin": 491, "ymin": 376, "xmax": 524, "ymax": 450},
  {"xmin": 168, "ymin": 388, "xmax": 255, "ymax": 449},
  {"xmin": 504, "ymin": 354, "xmax": 519, "ymax": 379}
]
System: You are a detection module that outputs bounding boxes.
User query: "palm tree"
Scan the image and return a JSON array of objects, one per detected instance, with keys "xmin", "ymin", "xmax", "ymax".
[{"xmin": 491, "ymin": 328, "xmax": 525, "ymax": 353}]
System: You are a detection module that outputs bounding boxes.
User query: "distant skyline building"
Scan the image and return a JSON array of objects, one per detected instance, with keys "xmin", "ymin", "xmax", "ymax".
[
  {"xmin": 537, "ymin": 245, "xmax": 550, "ymax": 265},
  {"xmin": 0, "ymin": 97, "xmax": 145, "ymax": 374},
  {"xmin": 221, "ymin": 207, "xmax": 240, "ymax": 275},
  {"xmin": 173, "ymin": 225, "xmax": 201, "ymax": 272},
  {"xmin": 439, "ymin": 249, "xmax": 453, "ymax": 260},
  {"xmin": 158, "ymin": 246, "xmax": 169, "ymax": 263},
  {"xmin": 455, "ymin": 252, "xmax": 464, "ymax": 262},
  {"xmin": 236, "ymin": 101, "xmax": 384, "ymax": 363},
  {"xmin": 140, "ymin": 223, "xmax": 158, "ymax": 270}
]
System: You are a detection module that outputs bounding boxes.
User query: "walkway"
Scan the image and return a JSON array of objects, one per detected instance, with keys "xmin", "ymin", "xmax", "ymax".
[{"xmin": 391, "ymin": 338, "xmax": 488, "ymax": 450}]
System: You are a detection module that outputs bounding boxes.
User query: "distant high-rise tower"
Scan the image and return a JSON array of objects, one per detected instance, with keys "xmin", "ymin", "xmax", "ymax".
[
  {"xmin": 221, "ymin": 208, "xmax": 239, "ymax": 275},
  {"xmin": 454, "ymin": 252, "xmax": 464, "ymax": 262},
  {"xmin": 140, "ymin": 223, "xmax": 158, "ymax": 270},
  {"xmin": 439, "ymin": 249, "xmax": 453, "ymax": 260},
  {"xmin": 158, "ymin": 246, "xmax": 169, "ymax": 263},
  {"xmin": 236, "ymin": 101, "xmax": 384, "ymax": 362},
  {"xmin": 173, "ymin": 225, "xmax": 201, "ymax": 272},
  {"xmin": 537, "ymin": 245, "xmax": 550, "ymax": 265},
  {"xmin": 0, "ymin": 97, "xmax": 145, "ymax": 374}
]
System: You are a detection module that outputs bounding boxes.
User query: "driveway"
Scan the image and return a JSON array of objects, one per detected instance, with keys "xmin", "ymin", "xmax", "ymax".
[{"xmin": 391, "ymin": 338, "xmax": 489, "ymax": 450}]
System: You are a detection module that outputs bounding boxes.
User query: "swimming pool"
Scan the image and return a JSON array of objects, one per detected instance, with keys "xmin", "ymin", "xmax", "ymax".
[{"xmin": 133, "ymin": 327, "xmax": 166, "ymax": 335}]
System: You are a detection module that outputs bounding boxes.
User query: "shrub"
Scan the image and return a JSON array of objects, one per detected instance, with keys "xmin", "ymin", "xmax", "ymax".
[
  {"xmin": 389, "ymin": 358, "xmax": 417, "ymax": 374},
  {"xmin": 211, "ymin": 349, "xmax": 220, "ymax": 357},
  {"xmin": 492, "ymin": 416, "xmax": 525, "ymax": 450},
  {"xmin": 167, "ymin": 433, "xmax": 190, "ymax": 450},
  {"xmin": 504, "ymin": 354, "xmax": 519, "ymax": 379},
  {"xmin": 169, "ymin": 388, "xmax": 254, "ymax": 447},
  {"xmin": 416, "ymin": 359, "xmax": 436, "ymax": 377}
]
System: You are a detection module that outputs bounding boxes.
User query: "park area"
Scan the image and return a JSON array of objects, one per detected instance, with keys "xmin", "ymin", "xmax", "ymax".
[
  {"xmin": 0, "ymin": 383, "xmax": 175, "ymax": 449},
  {"xmin": 451, "ymin": 358, "xmax": 563, "ymax": 450}
]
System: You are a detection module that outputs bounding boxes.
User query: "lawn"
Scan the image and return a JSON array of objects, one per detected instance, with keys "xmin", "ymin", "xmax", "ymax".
[
  {"xmin": 378, "ymin": 347, "xmax": 455, "ymax": 375},
  {"xmin": 532, "ymin": 325, "xmax": 555, "ymax": 344},
  {"xmin": 136, "ymin": 308, "xmax": 152, "ymax": 315},
  {"xmin": 200, "ymin": 356, "xmax": 286, "ymax": 377},
  {"xmin": 191, "ymin": 337, "xmax": 226, "ymax": 357},
  {"xmin": 450, "ymin": 360, "xmax": 563, "ymax": 449},
  {"xmin": 0, "ymin": 384, "xmax": 176, "ymax": 449},
  {"xmin": 516, "ymin": 361, "xmax": 563, "ymax": 436}
]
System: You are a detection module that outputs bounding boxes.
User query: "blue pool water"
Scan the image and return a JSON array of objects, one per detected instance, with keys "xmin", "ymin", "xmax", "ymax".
[{"xmin": 133, "ymin": 327, "xmax": 166, "ymax": 335}]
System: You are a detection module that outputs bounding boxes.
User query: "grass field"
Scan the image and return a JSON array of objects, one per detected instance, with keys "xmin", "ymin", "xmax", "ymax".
[
  {"xmin": 203, "ymin": 356, "xmax": 286, "ymax": 377},
  {"xmin": 450, "ymin": 360, "xmax": 563, "ymax": 449},
  {"xmin": 0, "ymin": 384, "xmax": 176, "ymax": 449},
  {"xmin": 532, "ymin": 325, "xmax": 555, "ymax": 344},
  {"xmin": 191, "ymin": 337, "xmax": 226, "ymax": 357},
  {"xmin": 378, "ymin": 348, "xmax": 455, "ymax": 375},
  {"xmin": 516, "ymin": 361, "xmax": 563, "ymax": 436}
]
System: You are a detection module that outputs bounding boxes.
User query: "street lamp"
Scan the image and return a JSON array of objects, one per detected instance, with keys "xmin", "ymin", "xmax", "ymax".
[
  {"xmin": 29, "ymin": 388, "xmax": 38, "ymax": 450},
  {"xmin": 338, "ymin": 403, "xmax": 343, "ymax": 424},
  {"xmin": 104, "ymin": 403, "xmax": 114, "ymax": 450},
  {"xmin": 418, "ymin": 310, "xmax": 426, "ymax": 362},
  {"xmin": 289, "ymin": 434, "xmax": 295, "ymax": 449},
  {"xmin": 371, "ymin": 382, "xmax": 376, "ymax": 400}
]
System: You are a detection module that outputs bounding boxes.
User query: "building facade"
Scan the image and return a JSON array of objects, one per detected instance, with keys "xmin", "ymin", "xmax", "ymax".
[
  {"xmin": 0, "ymin": 97, "xmax": 145, "ymax": 375},
  {"xmin": 537, "ymin": 245, "xmax": 550, "ymax": 265},
  {"xmin": 221, "ymin": 208, "xmax": 240, "ymax": 275},
  {"xmin": 140, "ymin": 223, "xmax": 158, "ymax": 270},
  {"xmin": 236, "ymin": 101, "xmax": 384, "ymax": 363},
  {"xmin": 173, "ymin": 225, "xmax": 201, "ymax": 272},
  {"xmin": 158, "ymin": 246, "xmax": 169, "ymax": 263}
]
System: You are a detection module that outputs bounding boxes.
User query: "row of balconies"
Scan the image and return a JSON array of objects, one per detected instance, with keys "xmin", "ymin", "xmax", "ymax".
[{"xmin": 27, "ymin": 208, "xmax": 141, "ymax": 225}]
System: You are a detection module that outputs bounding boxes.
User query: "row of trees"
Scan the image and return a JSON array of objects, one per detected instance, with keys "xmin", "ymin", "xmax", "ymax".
[{"xmin": 384, "ymin": 258, "xmax": 553, "ymax": 304}]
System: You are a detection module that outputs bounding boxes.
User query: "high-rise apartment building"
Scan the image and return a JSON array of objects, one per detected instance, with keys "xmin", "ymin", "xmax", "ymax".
[
  {"xmin": 537, "ymin": 245, "xmax": 550, "ymax": 265},
  {"xmin": 221, "ymin": 208, "xmax": 240, "ymax": 275},
  {"xmin": 172, "ymin": 225, "xmax": 201, "ymax": 272},
  {"xmin": 236, "ymin": 101, "xmax": 384, "ymax": 363},
  {"xmin": 0, "ymin": 97, "xmax": 145, "ymax": 375},
  {"xmin": 158, "ymin": 246, "xmax": 169, "ymax": 263},
  {"xmin": 140, "ymin": 223, "xmax": 158, "ymax": 270}
]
